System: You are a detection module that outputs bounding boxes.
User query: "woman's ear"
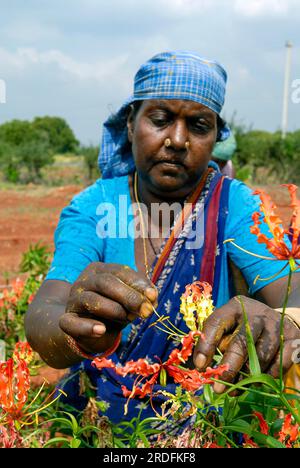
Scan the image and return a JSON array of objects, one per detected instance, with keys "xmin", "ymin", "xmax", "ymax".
[{"xmin": 127, "ymin": 106, "xmax": 134, "ymax": 143}]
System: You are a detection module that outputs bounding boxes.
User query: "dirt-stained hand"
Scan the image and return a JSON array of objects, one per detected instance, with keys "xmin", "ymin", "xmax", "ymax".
[
  {"xmin": 193, "ymin": 296, "xmax": 300, "ymax": 393},
  {"xmin": 59, "ymin": 262, "xmax": 158, "ymax": 354}
]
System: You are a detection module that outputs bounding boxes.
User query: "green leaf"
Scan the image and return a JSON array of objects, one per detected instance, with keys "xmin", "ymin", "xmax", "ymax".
[
  {"xmin": 224, "ymin": 419, "xmax": 252, "ymax": 433},
  {"xmin": 43, "ymin": 437, "xmax": 70, "ymax": 448},
  {"xmin": 63, "ymin": 412, "xmax": 79, "ymax": 434},
  {"xmin": 224, "ymin": 423, "xmax": 285, "ymax": 448},
  {"xmin": 139, "ymin": 433, "xmax": 150, "ymax": 448},
  {"xmin": 222, "ymin": 396, "xmax": 240, "ymax": 425},
  {"xmin": 203, "ymin": 384, "xmax": 214, "ymax": 404},
  {"xmin": 252, "ymin": 432, "xmax": 285, "ymax": 449},
  {"xmin": 238, "ymin": 296, "xmax": 261, "ymax": 376},
  {"xmin": 46, "ymin": 417, "xmax": 74, "ymax": 430},
  {"xmin": 215, "ymin": 374, "xmax": 280, "ymax": 400},
  {"xmin": 70, "ymin": 438, "xmax": 81, "ymax": 448}
]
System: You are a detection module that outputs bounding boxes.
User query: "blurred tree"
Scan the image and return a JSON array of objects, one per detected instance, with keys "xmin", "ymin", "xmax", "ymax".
[
  {"xmin": 16, "ymin": 137, "xmax": 54, "ymax": 181},
  {"xmin": 0, "ymin": 140, "xmax": 20, "ymax": 182},
  {"xmin": 33, "ymin": 116, "xmax": 79, "ymax": 154},
  {"xmin": 80, "ymin": 145, "xmax": 99, "ymax": 181},
  {"xmin": 0, "ymin": 120, "xmax": 36, "ymax": 146},
  {"xmin": 268, "ymin": 131, "xmax": 300, "ymax": 183},
  {"xmin": 0, "ymin": 120, "xmax": 54, "ymax": 182}
]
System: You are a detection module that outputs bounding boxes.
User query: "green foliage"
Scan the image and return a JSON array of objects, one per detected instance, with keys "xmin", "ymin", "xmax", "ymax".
[
  {"xmin": 33, "ymin": 116, "xmax": 79, "ymax": 154},
  {"xmin": 79, "ymin": 145, "xmax": 99, "ymax": 181},
  {"xmin": 0, "ymin": 119, "xmax": 54, "ymax": 182},
  {"xmin": 231, "ymin": 123, "xmax": 300, "ymax": 184},
  {"xmin": 0, "ymin": 117, "xmax": 78, "ymax": 183},
  {"xmin": 0, "ymin": 242, "xmax": 51, "ymax": 354},
  {"xmin": 20, "ymin": 242, "xmax": 51, "ymax": 279},
  {"xmin": 0, "ymin": 140, "xmax": 20, "ymax": 182},
  {"xmin": 0, "ymin": 119, "xmax": 36, "ymax": 147},
  {"xmin": 15, "ymin": 137, "xmax": 54, "ymax": 180}
]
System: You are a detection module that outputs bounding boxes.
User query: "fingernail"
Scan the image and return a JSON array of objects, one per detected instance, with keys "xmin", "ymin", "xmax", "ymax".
[
  {"xmin": 145, "ymin": 287, "xmax": 157, "ymax": 302},
  {"xmin": 140, "ymin": 302, "xmax": 153, "ymax": 319},
  {"xmin": 92, "ymin": 324, "xmax": 106, "ymax": 337},
  {"xmin": 213, "ymin": 383, "xmax": 226, "ymax": 394},
  {"xmin": 196, "ymin": 353, "xmax": 207, "ymax": 369}
]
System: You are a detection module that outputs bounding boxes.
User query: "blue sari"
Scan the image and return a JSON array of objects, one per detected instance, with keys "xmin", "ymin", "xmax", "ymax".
[{"xmin": 59, "ymin": 169, "xmax": 232, "ymax": 425}]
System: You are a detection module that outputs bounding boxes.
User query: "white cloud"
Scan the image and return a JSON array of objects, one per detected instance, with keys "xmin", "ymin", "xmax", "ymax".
[
  {"xmin": 1, "ymin": 20, "xmax": 61, "ymax": 43},
  {"xmin": 0, "ymin": 47, "xmax": 130, "ymax": 82},
  {"xmin": 234, "ymin": 0, "xmax": 299, "ymax": 17}
]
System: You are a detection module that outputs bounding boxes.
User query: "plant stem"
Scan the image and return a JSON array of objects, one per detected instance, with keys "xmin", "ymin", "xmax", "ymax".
[
  {"xmin": 195, "ymin": 418, "xmax": 239, "ymax": 448},
  {"xmin": 279, "ymin": 267, "xmax": 293, "ymax": 395},
  {"xmin": 279, "ymin": 393, "xmax": 300, "ymax": 425}
]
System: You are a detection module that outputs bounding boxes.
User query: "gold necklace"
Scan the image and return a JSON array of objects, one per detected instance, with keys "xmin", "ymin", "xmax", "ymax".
[{"xmin": 133, "ymin": 171, "xmax": 150, "ymax": 279}]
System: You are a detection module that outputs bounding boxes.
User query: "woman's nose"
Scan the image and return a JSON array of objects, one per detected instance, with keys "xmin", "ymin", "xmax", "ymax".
[{"xmin": 169, "ymin": 120, "xmax": 188, "ymax": 150}]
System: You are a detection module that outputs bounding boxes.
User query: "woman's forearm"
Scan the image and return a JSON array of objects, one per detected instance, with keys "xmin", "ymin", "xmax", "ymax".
[{"xmin": 25, "ymin": 292, "xmax": 83, "ymax": 369}]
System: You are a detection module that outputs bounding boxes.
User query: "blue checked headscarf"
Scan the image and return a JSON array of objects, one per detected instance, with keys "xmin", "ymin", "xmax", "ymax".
[{"xmin": 99, "ymin": 50, "xmax": 230, "ymax": 179}]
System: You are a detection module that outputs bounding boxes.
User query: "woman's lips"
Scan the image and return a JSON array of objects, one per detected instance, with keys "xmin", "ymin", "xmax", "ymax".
[{"xmin": 153, "ymin": 160, "xmax": 184, "ymax": 167}]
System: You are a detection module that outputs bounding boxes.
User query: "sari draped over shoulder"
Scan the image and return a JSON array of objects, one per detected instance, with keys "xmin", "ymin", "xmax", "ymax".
[{"xmin": 60, "ymin": 169, "xmax": 233, "ymax": 424}]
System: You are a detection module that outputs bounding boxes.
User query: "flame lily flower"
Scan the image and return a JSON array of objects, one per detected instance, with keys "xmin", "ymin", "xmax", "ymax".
[
  {"xmin": 278, "ymin": 414, "xmax": 299, "ymax": 448},
  {"xmin": 0, "ymin": 420, "xmax": 23, "ymax": 448},
  {"xmin": 93, "ymin": 331, "xmax": 229, "ymax": 414},
  {"xmin": 246, "ymin": 412, "xmax": 299, "ymax": 448},
  {"xmin": 0, "ymin": 356, "xmax": 30, "ymax": 419},
  {"xmin": 250, "ymin": 185, "xmax": 300, "ymax": 267},
  {"xmin": 0, "ymin": 278, "xmax": 26, "ymax": 309},
  {"xmin": 0, "ymin": 342, "xmax": 65, "ymax": 425},
  {"xmin": 180, "ymin": 282, "xmax": 214, "ymax": 331},
  {"xmin": 13, "ymin": 342, "xmax": 33, "ymax": 364},
  {"xmin": 243, "ymin": 435, "xmax": 259, "ymax": 448},
  {"xmin": 225, "ymin": 184, "xmax": 300, "ymax": 282},
  {"xmin": 253, "ymin": 411, "xmax": 269, "ymax": 435}
]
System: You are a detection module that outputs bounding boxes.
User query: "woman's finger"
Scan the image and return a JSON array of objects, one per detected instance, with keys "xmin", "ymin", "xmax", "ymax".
[
  {"xmin": 266, "ymin": 341, "xmax": 294, "ymax": 379},
  {"xmin": 77, "ymin": 272, "xmax": 151, "ymax": 317},
  {"xmin": 193, "ymin": 299, "xmax": 240, "ymax": 370},
  {"xmin": 254, "ymin": 326, "xmax": 280, "ymax": 372},
  {"xmin": 59, "ymin": 312, "xmax": 106, "ymax": 340},
  {"xmin": 212, "ymin": 319, "xmax": 264, "ymax": 393},
  {"xmin": 67, "ymin": 291, "xmax": 129, "ymax": 324},
  {"xmin": 85, "ymin": 263, "xmax": 158, "ymax": 303}
]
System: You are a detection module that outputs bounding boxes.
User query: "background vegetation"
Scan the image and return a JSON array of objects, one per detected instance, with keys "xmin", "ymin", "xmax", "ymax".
[
  {"xmin": 0, "ymin": 115, "xmax": 299, "ymax": 187},
  {"xmin": 230, "ymin": 116, "xmax": 300, "ymax": 185},
  {"xmin": 0, "ymin": 117, "xmax": 99, "ymax": 185}
]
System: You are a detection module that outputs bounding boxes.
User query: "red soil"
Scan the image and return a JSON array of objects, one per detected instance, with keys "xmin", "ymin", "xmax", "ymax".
[{"xmin": 0, "ymin": 185, "xmax": 82, "ymax": 284}]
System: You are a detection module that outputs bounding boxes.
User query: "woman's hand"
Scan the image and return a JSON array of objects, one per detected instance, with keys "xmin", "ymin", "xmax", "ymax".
[
  {"xmin": 59, "ymin": 262, "xmax": 158, "ymax": 354},
  {"xmin": 193, "ymin": 296, "xmax": 300, "ymax": 393}
]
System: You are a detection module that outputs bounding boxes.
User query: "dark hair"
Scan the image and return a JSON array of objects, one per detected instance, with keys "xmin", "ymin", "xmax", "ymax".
[
  {"xmin": 130, "ymin": 100, "xmax": 143, "ymax": 119},
  {"xmin": 216, "ymin": 115, "xmax": 227, "ymax": 142}
]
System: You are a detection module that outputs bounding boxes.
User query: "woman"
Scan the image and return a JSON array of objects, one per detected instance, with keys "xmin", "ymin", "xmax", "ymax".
[{"xmin": 25, "ymin": 51, "xmax": 300, "ymax": 423}]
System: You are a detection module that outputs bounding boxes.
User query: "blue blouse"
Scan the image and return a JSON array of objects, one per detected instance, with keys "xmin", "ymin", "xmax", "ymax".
[{"xmin": 45, "ymin": 175, "xmax": 296, "ymax": 308}]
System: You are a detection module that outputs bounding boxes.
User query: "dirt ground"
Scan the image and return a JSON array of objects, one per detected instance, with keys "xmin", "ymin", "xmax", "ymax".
[
  {"xmin": 0, "ymin": 184, "xmax": 83, "ymax": 284},
  {"xmin": 0, "ymin": 183, "xmax": 294, "ymax": 285}
]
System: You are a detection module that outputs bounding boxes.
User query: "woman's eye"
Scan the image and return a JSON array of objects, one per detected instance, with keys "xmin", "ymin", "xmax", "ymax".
[
  {"xmin": 192, "ymin": 121, "xmax": 213, "ymax": 133},
  {"xmin": 149, "ymin": 114, "xmax": 170, "ymax": 126}
]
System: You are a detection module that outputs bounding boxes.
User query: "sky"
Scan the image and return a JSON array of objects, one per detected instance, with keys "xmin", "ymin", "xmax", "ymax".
[{"xmin": 0, "ymin": 0, "xmax": 299, "ymax": 144}]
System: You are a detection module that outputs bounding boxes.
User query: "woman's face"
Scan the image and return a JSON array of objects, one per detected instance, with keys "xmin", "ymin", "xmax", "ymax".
[{"xmin": 127, "ymin": 99, "xmax": 218, "ymax": 200}]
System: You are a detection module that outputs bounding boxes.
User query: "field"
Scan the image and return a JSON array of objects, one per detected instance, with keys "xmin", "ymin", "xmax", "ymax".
[{"xmin": 0, "ymin": 184, "xmax": 82, "ymax": 284}]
